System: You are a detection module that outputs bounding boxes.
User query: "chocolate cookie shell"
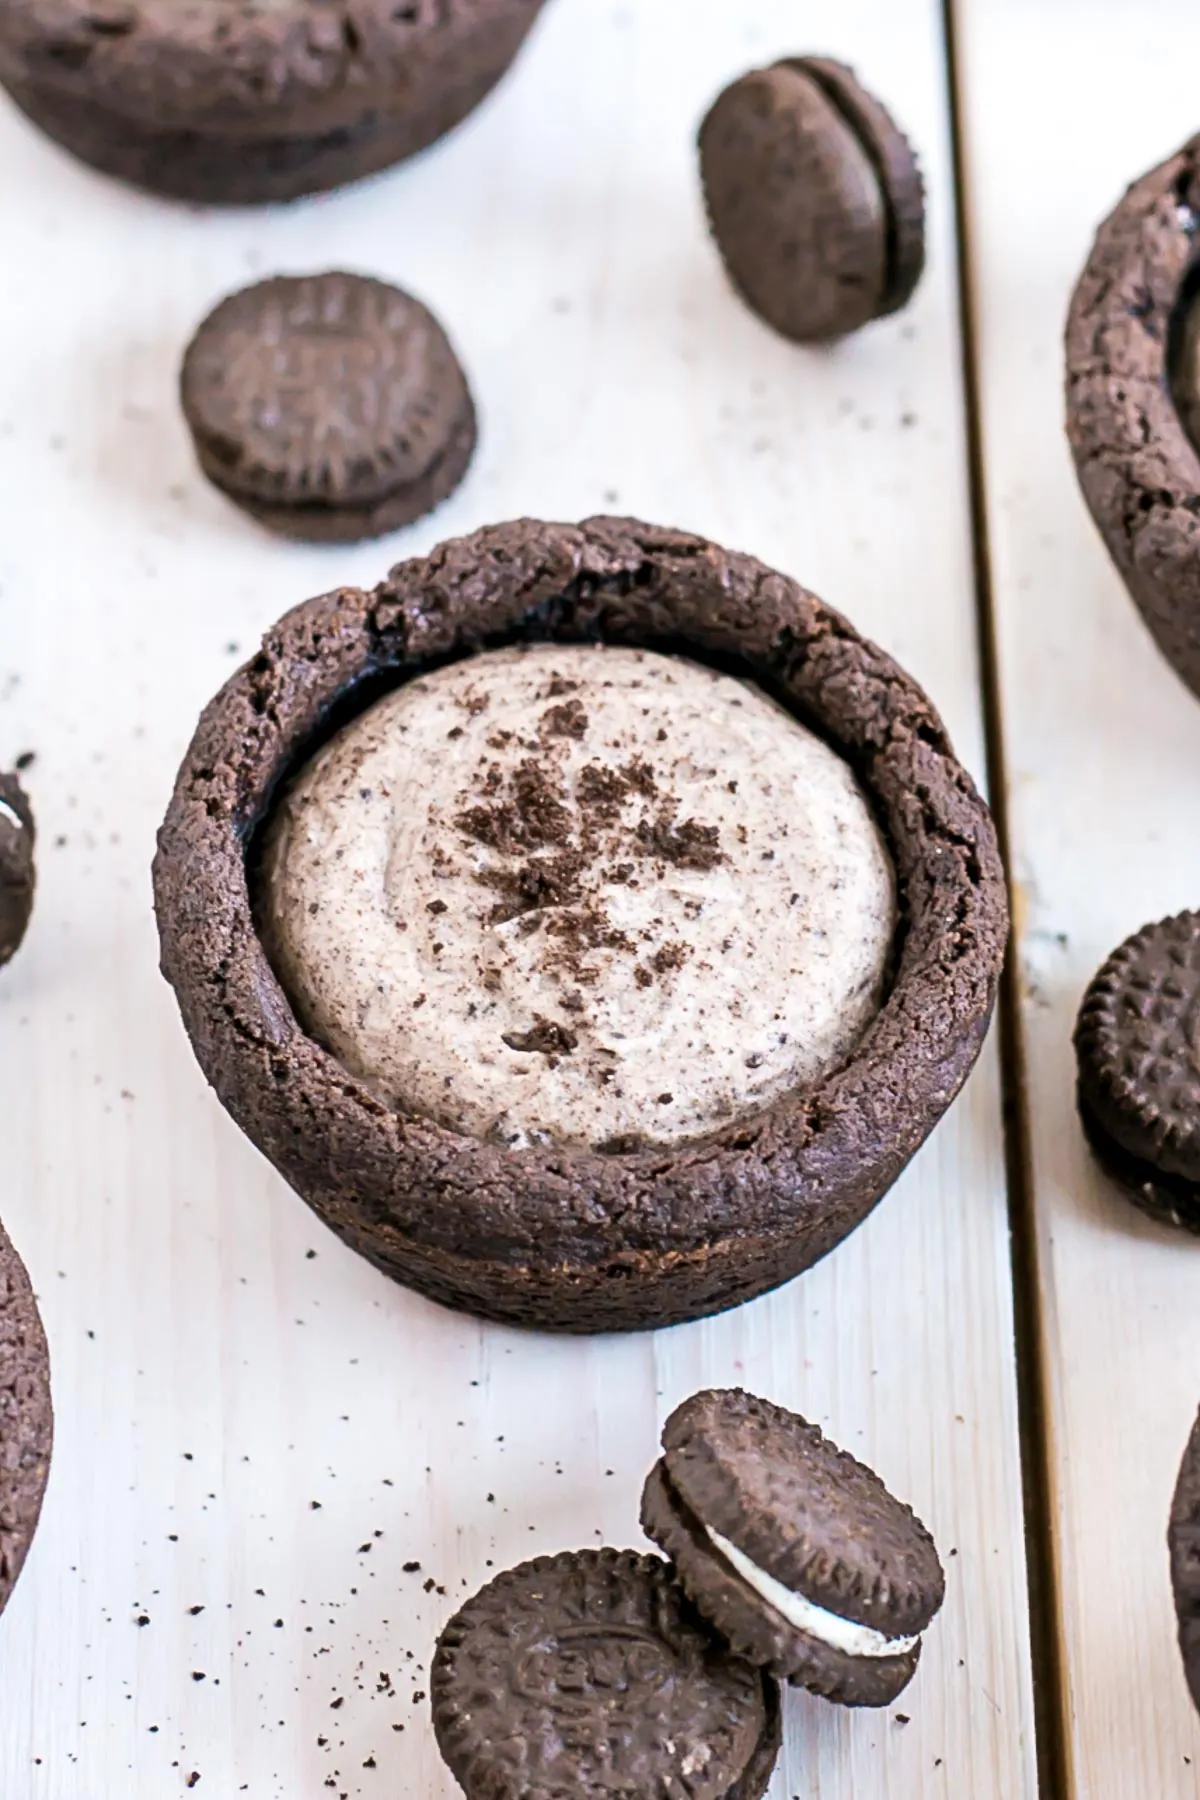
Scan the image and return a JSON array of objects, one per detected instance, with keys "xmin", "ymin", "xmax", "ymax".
[
  {"xmin": 1170, "ymin": 1406, "xmax": 1200, "ymax": 1717},
  {"xmin": 0, "ymin": 1217, "xmax": 53, "ymax": 1619},
  {"xmin": 152, "ymin": 515, "xmax": 1008, "ymax": 1334},
  {"xmin": 699, "ymin": 56, "xmax": 924, "ymax": 343},
  {"xmin": 0, "ymin": 0, "xmax": 548, "ymax": 205},
  {"xmin": 1066, "ymin": 133, "xmax": 1200, "ymax": 702},
  {"xmin": 180, "ymin": 273, "xmax": 476, "ymax": 545},
  {"xmin": 0, "ymin": 773, "xmax": 36, "ymax": 971},
  {"xmin": 1074, "ymin": 911, "xmax": 1200, "ymax": 1231},
  {"xmin": 640, "ymin": 1389, "xmax": 943, "ymax": 1707},
  {"xmin": 431, "ymin": 1549, "xmax": 781, "ymax": 1800}
]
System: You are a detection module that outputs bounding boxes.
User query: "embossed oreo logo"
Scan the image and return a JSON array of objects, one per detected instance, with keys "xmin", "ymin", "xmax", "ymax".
[{"xmin": 512, "ymin": 1624, "xmax": 677, "ymax": 1716}]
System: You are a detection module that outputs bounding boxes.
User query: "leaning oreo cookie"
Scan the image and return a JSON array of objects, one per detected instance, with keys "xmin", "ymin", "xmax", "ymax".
[
  {"xmin": 0, "ymin": 772, "xmax": 35, "ymax": 971},
  {"xmin": 1170, "ymin": 1406, "xmax": 1200, "ymax": 1717},
  {"xmin": 640, "ymin": 1389, "xmax": 944, "ymax": 1708},
  {"xmin": 431, "ymin": 1549, "xmax": 781, "ymax": 1799},
  {"xmin": 1074, "ymin": 911, "xmax": 1200, "ymax": 1232},
  {"xmin": 0, "ymin": 1216, "xmax": 53, "ymax": 1619},
  {"xmin": 180, "ymin": 272, "xmax": 476, "ymax": 544},
  {"xmin": 698, "ymin": 56, "xmax": 924, "ymax": 342}
]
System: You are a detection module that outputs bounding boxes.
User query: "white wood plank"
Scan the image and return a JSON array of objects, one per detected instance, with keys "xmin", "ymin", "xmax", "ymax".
[
  {"xmin": 953, "ymin": 2, "xmax": 1200, "ymax": 1792},
  {"xmin": 0, "ymin": 3, "xmax": 1035, "ymax": 1794}
]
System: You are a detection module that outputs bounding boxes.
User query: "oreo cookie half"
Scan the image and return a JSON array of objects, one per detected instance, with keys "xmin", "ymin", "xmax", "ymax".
[
  {"xmin": 0, "ymin": 772, "xmax": 35, "ymax": 971},
  {"xmin": 431, "ymin": 1548, "xmax": 781, "ymax": 1799},
  {"xmin": 180, "ymin": 272, "xmax": 477, "ymax": 544},
  {"xmin": 0, "ymin": 1216, "xmax": 53, "ymax": 1618},
  {"xmin": 1170, "ymin": 1406, "xmax": 1200, "ymax": 1717},
  {"xmin": 1074, "ymin": 911, "xmax": 1200, "ymax": 1232},
  {"xmin": 698, "ymin": 56, "xmax": 924, "ymax": 343},
  {"xmin": 640, "ymin": 1388, "xmax": 945, "ymax": 1708}
]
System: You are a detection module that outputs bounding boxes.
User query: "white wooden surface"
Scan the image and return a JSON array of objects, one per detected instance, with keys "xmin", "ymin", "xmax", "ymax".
[
  {"xmin": 954, "ymin": 1, "xmax": 1200, "ymax": 1793},
  {"xmin": 0, "ymin": 3, "xmax": 1038, "ymax": 1794}
]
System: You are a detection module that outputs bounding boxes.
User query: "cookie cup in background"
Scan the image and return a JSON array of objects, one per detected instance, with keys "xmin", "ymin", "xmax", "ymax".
[{"xmin": 153, "ymin": 517, "xmax": 1007, "ymax": 1333}]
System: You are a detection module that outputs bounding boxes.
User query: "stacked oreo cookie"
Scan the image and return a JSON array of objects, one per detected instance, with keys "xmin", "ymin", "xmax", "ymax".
[{"xmin": 431, "ymin": 1389, "xmax": 945, "ymax": 1798}]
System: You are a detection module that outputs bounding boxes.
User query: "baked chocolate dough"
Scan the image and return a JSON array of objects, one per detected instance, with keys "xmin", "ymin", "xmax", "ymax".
[
  {"xmin": 1066, "ymin": 132, "xmax": 1200, "ymax": 702},
  {"xmin": 0, "ymin": 0, "xmax": 548, "ymax": 205},
  {"xmin": 0, "ymin": 1216, "xmax": 53, "ymax": 1619},
  {"xmin": 153, "ymin": 517, "xmax": 1008, "ymax": 1333}
]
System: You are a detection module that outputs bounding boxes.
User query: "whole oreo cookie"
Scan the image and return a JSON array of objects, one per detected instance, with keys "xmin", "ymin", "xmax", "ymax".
[
  {"xmin": 1074, "ymin": 911, "xmax": 1200, "ymax": 1232},
  {"xmin": 0, "ymin": 1216, "xmax": 53, "ymax": 1619},
  {"xmin": 1170, "ymin": 1406, "xmax": 1200, "ymax": 1717},
  {"xmin": 0, "ymin": 772, "xmax": 36, "ymax": 971},
  {"xmin": 640, "ymin": 1388, "xmax": 944, "ymax": 1708},
  {"xmin": 699, "ymin": 56, "xmax": 924, "ymax": 342},
  {"xmin": 431, "ymin": 1548, "xmax": 781, "ymax": 1800},
  {"xmin": 0, "ymin": 0, "xmax": 549, "ymax": 205},
  {"xmin": 180, "ymin": 273, "xmax": 476, "ymax": 544}
]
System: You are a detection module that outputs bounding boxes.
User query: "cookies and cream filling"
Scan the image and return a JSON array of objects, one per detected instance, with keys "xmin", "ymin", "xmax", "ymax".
[
  {"xmin": 260, "ymin": 643, "xmax": 895, "ymax": 1152},
  {"xmin": 705, "ymin": 1523, "xmax": 918, "ymax": 1660}
]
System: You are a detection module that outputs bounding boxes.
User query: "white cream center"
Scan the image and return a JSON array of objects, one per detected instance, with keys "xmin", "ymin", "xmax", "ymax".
[
  {"xmin": 261, "ymin": 643, "xmax": 895, "ymax": 1152},
  {"xmin": 706, "ymin": 1524, "xmax": 918, "ymax": 1660}
]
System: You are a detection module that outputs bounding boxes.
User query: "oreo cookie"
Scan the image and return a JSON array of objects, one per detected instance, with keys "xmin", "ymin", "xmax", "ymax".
[
  {"xmin": 0, "ymin": 1216, "xmax": 53, "ymax": 1619},
  {"xmin": 698, "ymin": 56, "xmax": 924, "ymax": 343},
  {"xmin": 431, "ymin": 1548, "xmax": 781, "ymax": 1799},
  {"xmin": 1170, "ymin": 1406, "xmax": 1200, "ymax": 1717},
  {"xmin": 0, "ymin": 772, "xmax": 35, "ymax": 971},
  {"xmin": 640, "ymin": 1389, "xmax": 945, "ymax": 1708},
  {"xmin": 1074, "ymin": 911, "xmax": 1200, "ymax": 1232},
  {"xmin": 180, "ymin": 272, "xmax": 476, "ymax": 545}
]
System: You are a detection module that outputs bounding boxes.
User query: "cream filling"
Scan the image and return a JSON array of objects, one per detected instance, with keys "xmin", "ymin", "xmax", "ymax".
[
  {"xmin": 0, "ymin": 799, "xmax": 23, "ymax": 831},
  {"xmin": 262, "ymin": 644, "xmax": 896, "ymax": 1152},
  {"xmin": 705, "ymin": 1524, "xmax": 918, "ymax": 1660}
]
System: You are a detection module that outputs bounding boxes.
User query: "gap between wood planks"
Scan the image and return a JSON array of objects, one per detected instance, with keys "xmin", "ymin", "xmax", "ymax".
[{"xmin": 939, "ymin": 5, "xmax": 1070, "ymax": 1796}]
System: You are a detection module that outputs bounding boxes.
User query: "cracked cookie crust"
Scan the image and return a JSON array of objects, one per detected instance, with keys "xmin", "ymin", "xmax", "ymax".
[
  {"xmin": 0, "ymin": 0, "xmax": 548, "ymax": 204},
  {"xmin": 1066, "ymin": 133, "xmax": 1200, "ymax": 701},
  {"xmin": 152, "ymin": 516, "xmax": 1008, "ymax": 1333}
]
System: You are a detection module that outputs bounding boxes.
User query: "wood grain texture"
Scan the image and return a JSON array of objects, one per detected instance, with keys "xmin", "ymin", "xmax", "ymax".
[
  {"xmin": 0, "ymin": 2, "xmax": 1035, "ymax": 1793},
  {"xmin": 952, "ymin": 1, "xmax": 1200, "ymax": 1793}
]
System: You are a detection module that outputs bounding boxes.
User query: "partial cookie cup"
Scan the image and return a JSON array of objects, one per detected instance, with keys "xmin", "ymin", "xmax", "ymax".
[
  {"xmin": 0, "ymin": 1216, "xmax": 53, "ymax": 1620},
  {"xmin": 152, "ymin": 516, "xmax": 1008, "ymax": 1333},
  {"xmin": 1066, "ymin": 132, "xmax": 1200, "ymax": 702},
  {"xmin": 0, "ymin": 0, "xmax": 549, "ymax": 205}
]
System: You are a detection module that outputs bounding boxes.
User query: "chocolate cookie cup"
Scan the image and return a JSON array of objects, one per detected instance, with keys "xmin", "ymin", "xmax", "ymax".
[
  {"xmin": 0, "ymin": 0, "xmax": 548, "ymax": 206},
  {"xmin": 0, "ymin": 772, "xmax": 36, "ymax": 971},
  {"xmin": 1066, "ymin": 133, "xmax": 1200, "ymax": 702},
  {"xmin": 1170, "ymin": 1406, "xmax": 1200, "ymax": 1718},
  {"xmin": 0, "ymin": 1216, "xmax": 53, "ymax": 1620},
  {"xmin": 153, "ymin": 517, "xmax": 1007, "ymax": 1333}
]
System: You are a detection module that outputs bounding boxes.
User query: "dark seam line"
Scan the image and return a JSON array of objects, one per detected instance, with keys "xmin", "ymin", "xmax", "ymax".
[{"xmin": 938, "ymin": 4, "xmax": 1071, "ymax": 1797}]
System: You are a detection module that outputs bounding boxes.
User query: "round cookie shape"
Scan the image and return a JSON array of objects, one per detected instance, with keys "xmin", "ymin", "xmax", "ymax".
[
  {"xmin": 180, "ymin": 273, "xmax": 476, "ymax": 545},
  {"xmin": 1066, "ymin": 133, "xmax": 1200, "ymax": 702},
  {"xmin": 0, "ymin": 0, "xmax": 548, "ymax": 205},
  {"xmin": 640, "ymin": 1388, "xmax": 943, "ymax": 1707},
  {"xmin": 0, "ymin": 772, "xmax": 36, "ymax": 971},
  {"xmin": 698, "ymin": 56, "xmax": 924, "ymax": 343},
  {"xmin": 152, "ymin": 515, "xmax": 1008, "ymax": 1334},
  {"xmin": 0, "ymin": 1216, "xmax": 53, "ymax": 1618},
  {"xmin": 1074, "ymin": 910, "xmax": 1200, "ymax": 1231},
  {"xmin": 1170, "ymin": 1406, "xmax": 1200, "ymax": 1718},
  {"xmin": 258, "ymin": 643, "xmax": 896, "ymax": 1152},
  {"xmin": 431, "ymin": 1549, "xmax": 781, "ymax": 1800}
]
